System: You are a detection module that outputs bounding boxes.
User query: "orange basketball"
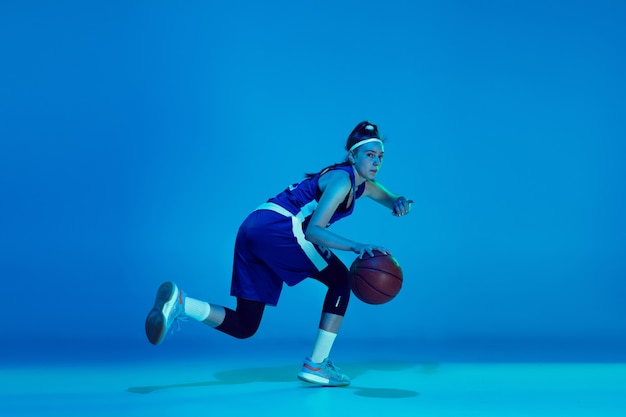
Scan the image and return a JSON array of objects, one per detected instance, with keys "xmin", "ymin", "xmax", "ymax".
[{"xmin": 349, "ymin": 251, "xmax": 403, "ymax": 304}]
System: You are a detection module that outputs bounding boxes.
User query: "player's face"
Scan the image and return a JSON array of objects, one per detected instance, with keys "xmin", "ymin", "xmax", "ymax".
[{"xmin": 352, "ymin": 142, "xmax": 384, "ymax": 181}]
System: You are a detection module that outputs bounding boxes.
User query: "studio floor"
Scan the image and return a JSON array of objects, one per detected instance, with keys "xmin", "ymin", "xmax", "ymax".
[{"xmin": 2, "ymin": 340, "xmax": 625, "ymax": 417}]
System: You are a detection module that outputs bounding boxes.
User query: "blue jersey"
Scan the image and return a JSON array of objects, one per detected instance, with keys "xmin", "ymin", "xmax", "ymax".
[
  {"xmin": 268, "ymin": 165, "xmax": 366, "ymax": 228},
  {"xmin": 230, "ymin": 165, "xmax": 365, "ymax": 306}
]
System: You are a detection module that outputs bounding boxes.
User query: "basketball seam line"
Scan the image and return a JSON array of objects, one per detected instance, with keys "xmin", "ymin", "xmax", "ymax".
[
  {"xmin": 353, "ymin": 267, "xmax": 402, "ymax": 280},
  {"xmin": 352, "ymin": 273, "xmax": 401, "ymax": 297}
]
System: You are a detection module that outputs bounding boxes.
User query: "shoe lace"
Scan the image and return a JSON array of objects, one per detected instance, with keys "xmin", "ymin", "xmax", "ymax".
[
  {"xmin": 324, "ymin": 359, "xmax": 341, "ymax": 373},
  {"xmin": 170, "ymin": 315, "xmax": 189, "ymax": 334}
]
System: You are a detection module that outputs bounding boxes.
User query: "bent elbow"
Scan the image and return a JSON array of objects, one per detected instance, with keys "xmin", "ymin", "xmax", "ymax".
[{"xmin": 304, "ymin": 225, "xmax": 322, "ymax": 244}]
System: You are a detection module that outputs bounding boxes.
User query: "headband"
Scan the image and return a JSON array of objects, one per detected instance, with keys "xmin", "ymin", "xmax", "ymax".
[{"xmin": 349, "ymin": 138, "xmax": 384, "ymax": 153}]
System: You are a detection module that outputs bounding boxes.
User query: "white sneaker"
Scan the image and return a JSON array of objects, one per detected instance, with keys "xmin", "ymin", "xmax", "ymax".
[
  {"xmin": 145, "ymin": 282, "xmax": 186, "ymax": 345},
  {"xmin": 297, "ymin": 357, "xmax": 351, "ymax": 387}
]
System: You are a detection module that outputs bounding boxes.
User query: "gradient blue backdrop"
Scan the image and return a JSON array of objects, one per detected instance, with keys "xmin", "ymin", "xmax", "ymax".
[{"xmin": 1, "ymin": 0, "xmax": 624, "ymax": 361}]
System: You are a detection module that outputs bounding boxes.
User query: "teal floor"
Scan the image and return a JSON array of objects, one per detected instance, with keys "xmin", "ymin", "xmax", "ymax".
[{"xmin": 2, "ymin": 341, "xmax": 625, "ymax": 417}]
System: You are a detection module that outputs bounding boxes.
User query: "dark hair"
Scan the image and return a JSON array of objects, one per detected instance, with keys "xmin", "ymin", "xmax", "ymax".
[
  {"xmin": 304, "ymin": 121, "xmax": 383, "ymax": 179},
  {"xmin": 345, "ymin": 120, "xmax": 382, "ymax": 151}
]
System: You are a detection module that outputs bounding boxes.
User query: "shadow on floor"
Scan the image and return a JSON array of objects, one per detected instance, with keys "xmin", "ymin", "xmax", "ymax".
[{"xmin": 126, "ymin": 360, "xmax": 433, "ymax": 398}]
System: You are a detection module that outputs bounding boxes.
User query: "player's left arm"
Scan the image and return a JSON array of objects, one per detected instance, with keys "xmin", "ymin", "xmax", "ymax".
[{"xmin": 363, "ymin": 180, "xmax": 413, "ymax": 216}]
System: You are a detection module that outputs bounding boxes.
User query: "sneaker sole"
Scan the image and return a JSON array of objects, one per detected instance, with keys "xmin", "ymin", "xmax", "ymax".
[
  {"xmin": 297, "ymin": 373, "xmax": 350, "ymax": 387},
  {"xmin": 145, "ymin": 282, "xmax": 178, "ymax": 345}
]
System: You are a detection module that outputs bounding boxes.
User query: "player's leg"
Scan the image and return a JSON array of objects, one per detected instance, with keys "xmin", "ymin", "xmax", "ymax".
[
  {"xmin": 145, "ymin": 280, "xmax": 264, "ymax": 345},
  {"xmin": 297, "ymin": 253, "xmax": 351, "ymax": 387}
]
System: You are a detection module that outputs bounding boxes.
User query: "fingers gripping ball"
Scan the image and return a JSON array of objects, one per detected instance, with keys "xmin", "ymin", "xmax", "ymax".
[{"xmin": 349, "ymin": 251, "xmax": 403, "ymax": 304}]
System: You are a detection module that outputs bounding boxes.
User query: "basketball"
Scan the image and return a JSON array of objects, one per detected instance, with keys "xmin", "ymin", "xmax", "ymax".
[{"xmin": 349, "ymin": 251, "xmax": 403, "ymax": 304}]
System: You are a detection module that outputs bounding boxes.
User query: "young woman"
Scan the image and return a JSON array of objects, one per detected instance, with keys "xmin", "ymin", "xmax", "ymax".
[{"xmin": 145, "ymin": 121, "xmax": 412, "ymax": 387}]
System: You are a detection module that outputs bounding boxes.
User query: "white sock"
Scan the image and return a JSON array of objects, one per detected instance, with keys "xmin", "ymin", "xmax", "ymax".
[
  {"xmin": 184, "ymin": 297, "xmax": 211, "ymax": 322},
  {"xmin": 310, "ymin": 329, "xmax": 337, "ymax": 363}
]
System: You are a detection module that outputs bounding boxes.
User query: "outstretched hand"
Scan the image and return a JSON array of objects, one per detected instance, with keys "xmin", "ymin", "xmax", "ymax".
[{"xmin": 392, "ymin": 197, "xmax": 413, "ymax": 217}]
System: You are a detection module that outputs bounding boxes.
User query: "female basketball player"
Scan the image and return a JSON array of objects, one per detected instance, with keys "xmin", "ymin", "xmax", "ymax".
[{"xmin": 145, "ymin": 121, "xmax": 412, "ymax": 387}]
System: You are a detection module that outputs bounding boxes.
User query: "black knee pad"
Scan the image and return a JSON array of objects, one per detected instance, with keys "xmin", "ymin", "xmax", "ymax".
[
  {"xmin": 216, "ymin": 298, "xmax": 265, "ymax": 339},
  {"xmin": 312, "ymin": 252, "xmax": 351, "ymax": 316}
]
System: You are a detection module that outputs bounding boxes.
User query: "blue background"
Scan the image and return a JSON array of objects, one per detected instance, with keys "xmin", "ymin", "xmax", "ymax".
[{"xmin": 1, "ymin": 0, "xmax": 624, "ymax": 361}]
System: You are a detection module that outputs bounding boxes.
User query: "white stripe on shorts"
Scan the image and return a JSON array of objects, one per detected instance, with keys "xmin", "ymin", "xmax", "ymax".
[{"xmin": 256, "ymin": 202, "xmax": 328, "ymax": 271}]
